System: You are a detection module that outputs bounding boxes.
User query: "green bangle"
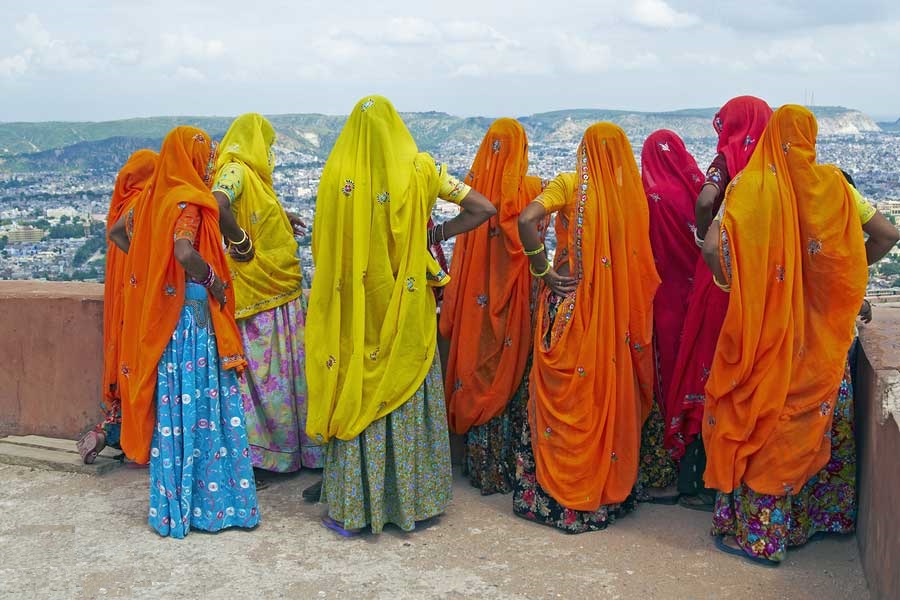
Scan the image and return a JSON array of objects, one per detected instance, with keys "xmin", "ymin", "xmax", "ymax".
[
  {"xmin": 524, "ymin": 244, "xmax": 545, "ymax": 257},
  {"xmin": 529, "ymin": 261, "xmax": 551, "ymax": 277}
]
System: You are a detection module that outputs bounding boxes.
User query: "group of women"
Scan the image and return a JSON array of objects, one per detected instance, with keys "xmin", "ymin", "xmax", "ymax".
[{"xmin": 82, "ymin": 93, "xmax": 898, "ymax": 567}]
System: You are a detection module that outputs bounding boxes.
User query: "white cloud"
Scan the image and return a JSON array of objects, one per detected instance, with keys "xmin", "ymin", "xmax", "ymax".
[
  {"xmin": 174, "ymin": 66, "xmax": 205, "ymax": 81},
  {"xmin": 0, "ymin": 53, "xmax": 29, "ymax": 78},
  {"xmin": 628, "ymin": 0, "xmax": 699, "ymax": 28}
]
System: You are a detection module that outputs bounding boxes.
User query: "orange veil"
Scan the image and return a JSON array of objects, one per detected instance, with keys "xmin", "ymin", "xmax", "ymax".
[
  {"xmin": 531, "ymin": 123, "xmax": 659, "ymax": 511},
  {"xmin": 439, "ymin": 118, "xmax": 544, "ymax": 433},
  {"xmin": 119, "ymin": 127, "xmax": 245, "ymax": 464},
  {"xmin": 703, "ymin": 105, "xmax": 867, "ymax": 495},
  {"xmin": 103, "ymin": 149, "xmax": 157, "ymax": 407}
]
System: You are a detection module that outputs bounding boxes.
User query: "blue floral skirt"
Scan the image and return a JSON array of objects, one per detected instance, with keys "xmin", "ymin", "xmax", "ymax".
[{"xmin": 148, "ymin": 283, "xmax": 260, "ymax": 538}]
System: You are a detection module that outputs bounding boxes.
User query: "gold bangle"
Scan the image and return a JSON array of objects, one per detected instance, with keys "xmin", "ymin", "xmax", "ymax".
[
  {"xmin": 529, "ymin": 261, "xmax": 551, "ymax": 277},
  {"xmin": 227, "ymin": 228, "xmax": 248, "ymax": 247},
  {"xmin": 524, "ymin": 244, "xmax": 545, "ymax": 256},
  {"xmin": 233, "ymin": 238, "xmax": 254, "ymax": 255}
]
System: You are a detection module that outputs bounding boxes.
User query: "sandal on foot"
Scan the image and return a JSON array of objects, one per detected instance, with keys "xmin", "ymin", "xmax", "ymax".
[
  {"xmin": 714, "ymin": 535, "xmax": 779, "ymax": 567},
  {"xmin": 77, "ymin": 430, "xmax": 106, "ymax": 465},
  {"xmin": 679, "ymin": 493, "xmax": 715, "ymax": 512},
  {"xmin": 322, "ymin": 516, "xmax": 359, "ymax": 538},
  {"xmin": 302, "ymin": 479, "xmax": 322, "ymax": 503}
]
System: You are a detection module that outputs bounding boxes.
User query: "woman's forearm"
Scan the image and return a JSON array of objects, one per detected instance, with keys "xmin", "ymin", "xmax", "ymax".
[
  {"xmin": 213, "ymin": 191, "xmax": 246, "ymax": 244},
  {"xmin": 517, "ymin": 202, "xmax": 550, "ymax": 272},
  {"xmin": 695, "ymin": 184, "xmax": 718, "ymax": 241},
  {"xmin": 173, "ymin": 239, "xmax": 211, "ymax": 281}
]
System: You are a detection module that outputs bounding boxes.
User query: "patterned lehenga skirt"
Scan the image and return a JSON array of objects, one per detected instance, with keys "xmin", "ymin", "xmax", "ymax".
[
  {"xmin": 237, "ymin": 294, "xmax": 323, "ymax": 472},
  {"xmin": 711, "ymin": 366, "xmax": 857, "ymax": 562},
  {"xmin": 321, "ymin": 354, "xmax": 453, "ymax": 533},
  {"xmin": 148, "ymin": 283, "xmax": 260, "ymax": 538}
]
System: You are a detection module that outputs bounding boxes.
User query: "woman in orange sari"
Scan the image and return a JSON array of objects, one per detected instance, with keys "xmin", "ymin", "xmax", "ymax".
[
  {"xmin": 77, "ymin": 149, "xmax": 158, "ymax": 464},
  {"xmin": 439, "ymin": 118, "xmax": 545, "ymax": 495},
  {"xmin": 110, "ymin": 126, "xmax": 259, "ymax": 538},
  {"xmin": 514, "ymin": 123, "xmax": 659, "ymax": 532},
  {"xmin": 701, "ymin": 105, "xmax": 897, "ymax": 564}
]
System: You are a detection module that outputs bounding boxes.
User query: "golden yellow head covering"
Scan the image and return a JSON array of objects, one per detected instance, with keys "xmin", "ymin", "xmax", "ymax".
[
  {"xmin": 306, "ymin": 95, "xmax": 443, "ymax": 443},
  {"xmin": 216, "ymin": 113, "xmax": 303, "ymax": 319}
]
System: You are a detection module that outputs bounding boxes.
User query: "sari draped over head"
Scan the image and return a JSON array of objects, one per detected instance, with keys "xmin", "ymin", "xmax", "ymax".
[
  {"xmin": 703, "ymin": 105, "xmax": 867, "ymax": 496},
  {"xmin": 640, "ymin": 130, "xmax": 703, "ymax": 418},
  {"xmin": 714, "ymin": 95, "xmax": 773, "ymax": 179},
  {"xmin": 531, "ymin": 123, "xmax": 660, "ymax": 511},
  {"xmin": 103, "ymin": 149, "xmax": 157, "ymax": 406},
  {"xmin": 439, "ymin": 118, "xmax": 544, "ymax": 434},
  {"xmin": 663, "ymin": 96, "xmax": 773, "ymax": 459},
  {"xmin": 119, "ymin": 127, "xmax": 245, "ymax": 464},
  {"xmin": 216, "ymin": 113, "xmax": 303, "ymax": 319},
  {"xmin": 306, "ymin": 95, "xmax": 445, "ymax": 444}
]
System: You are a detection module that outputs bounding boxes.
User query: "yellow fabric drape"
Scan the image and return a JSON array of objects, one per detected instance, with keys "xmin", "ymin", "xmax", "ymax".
[
  {"xmin": 216, "ymin": 113, "xmax": 303, "ymax": 319},
  {"xmin": 306, "ymin": 95, "xmax": 444, "ymax": 443}
]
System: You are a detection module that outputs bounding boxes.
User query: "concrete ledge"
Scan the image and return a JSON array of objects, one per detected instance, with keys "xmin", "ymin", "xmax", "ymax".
[
  {"xmin": 0, "ymin": 280, "xmax": 105, "ymax": 439},
  {"xmin": 856, "ymin": 302, "xmax": 900, "ymax": 600}
]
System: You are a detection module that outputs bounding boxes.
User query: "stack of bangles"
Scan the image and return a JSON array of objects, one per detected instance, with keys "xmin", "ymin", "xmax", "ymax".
[
  {"xmin": 524, "ymin": 244, "xmax": 551, "ymax": 277},
  {"xmin": 429, "ymin": 223, "xmax": 447, "ymax": 247},
  {"xmin": 199, "ymin": 264, "xmax": 217, "ymax": 288},
  {"xmin": 230, "ymin": 228, "xmax": 253, "ymax": 256}
]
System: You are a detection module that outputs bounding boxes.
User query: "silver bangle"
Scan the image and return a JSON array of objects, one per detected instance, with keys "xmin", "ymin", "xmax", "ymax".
[{"xmin": 694, "ymin": 229, "xmax": 705, "ymax": 248}]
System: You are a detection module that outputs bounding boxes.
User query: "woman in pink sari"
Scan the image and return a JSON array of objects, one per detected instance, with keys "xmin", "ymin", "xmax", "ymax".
[
  {"xmin": 637, "ymin": 130, "xmax": 704, "ymax": 502},
  {"xmin": 663, "ymin": 96, "xmax": 773, "ymax": 510}
]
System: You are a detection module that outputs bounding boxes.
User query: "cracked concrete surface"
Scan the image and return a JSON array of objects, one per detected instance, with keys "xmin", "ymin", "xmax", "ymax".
[{"xmin": 0, "ymin": 464, "xmax": 869, "ymax": 599}]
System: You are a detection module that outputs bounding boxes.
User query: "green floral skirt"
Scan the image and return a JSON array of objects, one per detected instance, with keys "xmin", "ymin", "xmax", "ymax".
[{"xmin": 322, "ymin": 355, "xmax": 453, "ymax": 533}]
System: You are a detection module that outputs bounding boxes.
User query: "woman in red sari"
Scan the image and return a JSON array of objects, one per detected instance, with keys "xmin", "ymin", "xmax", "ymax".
[
  {"xmin": 637, "ymin": 130, "xmax": 704, "ymax": 502},
  {"xmin": 664, "ymin": 96, "xmax": 772, "ymax": 511}
]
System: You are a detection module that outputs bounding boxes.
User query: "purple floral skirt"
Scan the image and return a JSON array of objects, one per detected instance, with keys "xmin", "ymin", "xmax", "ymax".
[
  {"xmin": 711, "ymin": 367, "xmax": 856, "ymax": 562},
  {"xmin": 238, "ymin": 295, "xmax": 323, "ymax": 472}
]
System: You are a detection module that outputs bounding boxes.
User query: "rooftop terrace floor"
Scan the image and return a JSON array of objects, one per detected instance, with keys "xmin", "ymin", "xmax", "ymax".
[{"xmin": 0, "ymin": 464, "xmax": 869, "ymax": 599}]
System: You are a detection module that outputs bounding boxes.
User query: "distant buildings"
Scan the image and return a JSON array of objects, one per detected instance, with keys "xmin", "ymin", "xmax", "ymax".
[{"xmin": 4, "ymin": 227, "xmax": 46, "ymax": 244}]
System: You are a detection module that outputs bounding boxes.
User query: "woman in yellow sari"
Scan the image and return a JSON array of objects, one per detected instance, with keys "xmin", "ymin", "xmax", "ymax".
[
  {"xmin": 306, "ymin": 95, "xmax": 495, "ymax": 535},
  {"xmin": 212, "ymin": 113, "xmax": 322, "ymax": 477},
  {"xmin": 702, "ymin": 105, "xmax": 898, "ymax": 565}
]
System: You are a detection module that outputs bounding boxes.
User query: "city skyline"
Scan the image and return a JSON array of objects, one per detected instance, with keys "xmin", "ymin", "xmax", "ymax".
[{"xmin": 2, "ymin": 1, "xmax": 899, "ymax": 122}]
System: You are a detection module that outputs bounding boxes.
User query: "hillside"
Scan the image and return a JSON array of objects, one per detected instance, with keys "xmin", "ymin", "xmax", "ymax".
[{"xmin": 0, "ymin": 106, "xmax": 882, "ymax": 174}]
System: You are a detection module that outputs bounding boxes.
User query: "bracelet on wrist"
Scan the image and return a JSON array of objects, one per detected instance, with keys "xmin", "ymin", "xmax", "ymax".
[
  {"xmin": 227, "ymin": 228, "xmax": 248, "ymax": 247},
  {"xmin": 524, "ymin": 244, "xmax": 545, "ymax": 257},
  {"xmin": 694, "ymin": 229, "xmax": 705, "ymax": 248},
  {"xmin": 233, "ymin": 238, "xmax": 254, "ymax": 256},
  {"xmin": 529, "ymin": 261, "xmax": 551, "ymax": 278},
  {"xmin": 200, "ymin": 264, "xmax": 215, "ymax": 287}
]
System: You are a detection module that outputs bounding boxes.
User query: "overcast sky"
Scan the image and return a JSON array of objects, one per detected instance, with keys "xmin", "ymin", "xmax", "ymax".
[{"xmin": 2, "ymin": 1, "xmax": 898, "ymax": 122}]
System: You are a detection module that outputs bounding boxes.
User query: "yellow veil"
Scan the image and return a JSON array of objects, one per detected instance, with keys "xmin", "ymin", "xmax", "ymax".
[
  {"xmin": 306, "ymin": 95, "xmax": 444, "ymax": 443},
  {"xmin": 217, "ymin": 113, "xmax": 303, "ymax": 319}
]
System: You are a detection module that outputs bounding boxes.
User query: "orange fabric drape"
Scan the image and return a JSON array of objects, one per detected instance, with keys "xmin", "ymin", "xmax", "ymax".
[
  {"xmin": 531, "ymin": 123, "xmax": 660, "ymax": 511},
  {"xmin": 703, "ymin": 105, "xmax": 868, "ymax": 496},
  {"xmin": 103, "ymin": 149, "xmax": 157, "ymax": 407},
  {"xmin": 439, "ymin": 118, "xmax": 544, "ymax": 433},
  {"xmin": 119, "ymin": 127, "xmax": 246, "ymax": 464}
]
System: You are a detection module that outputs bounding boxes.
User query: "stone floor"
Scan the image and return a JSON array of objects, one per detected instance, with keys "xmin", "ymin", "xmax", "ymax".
[{"xmin": 0, "ymin": 464, "xmax": 869, "ymax": 600}]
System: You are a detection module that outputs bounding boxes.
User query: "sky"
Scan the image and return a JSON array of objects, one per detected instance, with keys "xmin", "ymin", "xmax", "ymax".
[{"xmin": 1, "ymin": 1, "xmax": 899, "ymax": 122}]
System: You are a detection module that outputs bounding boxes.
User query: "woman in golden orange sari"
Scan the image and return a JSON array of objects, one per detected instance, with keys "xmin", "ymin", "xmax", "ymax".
[
  {"xmin": 439, "ymin": 118, "xmax": 545, "ymax": 495},
  {"xmin": 701, "ymin": 105, "xmax": 897, "ymax": 564},
  {"xmin": 78, "ymin": 149, "xmax": 157, "ymax": 463},
  {"xmin": 111, "ymin": 126, "xmax": 258, "ymax": 538},
  {"xmin": 514, "ymin": 123, "xmax": 659, "ymax": 532}
]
